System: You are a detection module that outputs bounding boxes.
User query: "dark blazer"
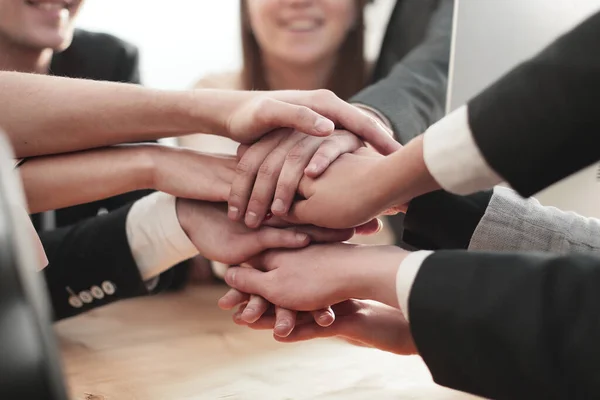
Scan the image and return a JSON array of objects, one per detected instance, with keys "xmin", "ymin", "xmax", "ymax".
[
  {"xmin": 33, "ymin": 30, "xmax": 175, "ymax": 321},
  {"xmin": 352, "ymin": 0, "xmax": 454, "ymax": 144},
  {"xmin": 404, "ymin": 11, "xmax": 600, "ymax": 399},
  {"xmin": 351, "ymin": 0, "xmax": 454, "ymax": 247}
]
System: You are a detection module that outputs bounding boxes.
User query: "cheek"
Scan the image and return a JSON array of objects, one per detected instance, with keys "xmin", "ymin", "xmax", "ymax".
[{"xmin": 246, "ymin": 1, "xmax": 278, "ymax": 45}]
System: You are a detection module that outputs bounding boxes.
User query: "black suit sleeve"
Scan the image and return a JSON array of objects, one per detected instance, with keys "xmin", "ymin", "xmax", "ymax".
[
  {"xmin": 41, "ymin": 204, "xmax": 173, "ymax": 321},
  {"xmin": 468, "ymin": 10, "xmax": 600, "ymax": 197},
  {"xmin": 351, "ymin": 0, "xmax": 454, "ymax": 144},
  {"xmin": 409, "ymin": 251, "xmax": 600, "ymax": 399},
  {"xmin": 402, "ymin": 190, "xmax": 492, "ymax": 250}
]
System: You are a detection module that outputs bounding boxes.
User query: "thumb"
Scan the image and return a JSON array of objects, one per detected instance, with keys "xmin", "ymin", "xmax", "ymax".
[{"xmin": 224, "ymin": 267, "xmax": 269, "ymax": 297}]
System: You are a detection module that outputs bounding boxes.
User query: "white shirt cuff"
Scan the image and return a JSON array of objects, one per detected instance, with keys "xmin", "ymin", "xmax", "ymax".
[
  {"xmin": 423, "ymin": 105, "xmax": 503, "ymax": 195},
  {"xmin": 126, "ymin": 192, "xmax": 199, "ymax": 281},
  {"xmin": 396, "ymin": 250, "xmax": 433, "ymax": 322}
]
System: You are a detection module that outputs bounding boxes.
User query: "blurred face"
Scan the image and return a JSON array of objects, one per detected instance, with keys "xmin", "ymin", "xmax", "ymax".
[
  {"xmin": 246, "ymin": 0, "xmax": 358, "ymax": 66},
  {"xmin": 0, "ymin": 0, "xmax": 83, "ymax": 51}
]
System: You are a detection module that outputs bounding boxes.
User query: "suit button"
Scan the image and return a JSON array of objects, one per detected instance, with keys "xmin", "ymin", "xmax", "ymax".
[
  {"xmin": 79, "ymin": 291, "xmax": 93, "ymax": 304},
  {"xmin": 102, "ymin": 281, "xmax": 116, "ymax": 295},
  {"xmin": 97, "ymin": 208, "xmax": 109, "ymax": 215},
  {"xmin": 69, "ymin": 295, "xmax": 83, "ymax": 308},
  {"xmin": 90, "ymin": 286, "xmax": 105, "ymax": 299}
]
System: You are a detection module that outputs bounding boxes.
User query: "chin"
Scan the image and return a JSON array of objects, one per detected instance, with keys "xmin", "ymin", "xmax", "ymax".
[{"xmin": 28, "ymin": 28, "xmax": 75, "ymax": 51}]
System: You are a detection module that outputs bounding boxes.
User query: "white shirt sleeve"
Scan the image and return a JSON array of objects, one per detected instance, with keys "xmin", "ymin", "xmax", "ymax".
[
  {"xmin": 396, "ymin": 250, "xmax": 433, "ymax": 321},
  {"xmin": 126, "ymin": 192, "xmax": 199, "ymax": 281},
  {"xmin": 423, "ymin": 105, "xmax": 504, "ymax": 195}
]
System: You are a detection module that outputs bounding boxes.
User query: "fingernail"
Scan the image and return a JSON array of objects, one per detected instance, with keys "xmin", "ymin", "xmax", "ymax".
[
  {"xmin": 272, "ymin": 199, "xmax": 286, "ymax": 214},
  {"xmin": 233, "ymin": 312, "xmax": 243, "ymax": 322},
  {"xmin": 275, "ymin": 321, "xmax": 291, "ymax": 336},
  {"xmin": 314, "ymin": 118, "xmax": 334, "ymax": 134},
  {"xmin": 226, "ymin": 269, "xmax": 236, "ymax": 284},
  {"xmin": 229, "ymin": 206, "xmax": 240, "ymax": 220},
  {"xmin": 296, "ymin": 233, "xmax": 309, "ymax": 242},
  {"xmin": 242, "ymin": 307, "xmax": 255, "ymax": 320},
  {"xmin": 245, "ymin": 212, "xmax": 259, "ymax": 227}
]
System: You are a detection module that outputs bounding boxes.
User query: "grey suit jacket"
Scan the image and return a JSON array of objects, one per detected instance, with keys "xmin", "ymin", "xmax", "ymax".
[
  {"xmin": 470, "ymin": 187, "xmax": 600, "ymax": 254},
  {"xmin": 352, "ymin": 0, "xmax": 454, "ymax": 144},
  {"xmin": 403, "ymin": 186, "xmax": 600, "ymax": 254}
]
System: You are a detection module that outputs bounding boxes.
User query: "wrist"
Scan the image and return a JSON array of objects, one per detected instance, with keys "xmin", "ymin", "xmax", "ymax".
[
  {"xmin": 175, "ymin": 197, "xmax": 196, "ymax": 240},
  {"xmin": 346, "ymin": 246, "xmax": 407, "ymax": 308},
  {"xmin": 377, "ymin": 135, "xmax": 440, "ymax": 209}
]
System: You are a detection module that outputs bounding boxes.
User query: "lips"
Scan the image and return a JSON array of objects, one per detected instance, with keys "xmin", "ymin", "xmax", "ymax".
[{"xmin": 25, "ymin": 0, "xmax": 75, "ymax": 11}]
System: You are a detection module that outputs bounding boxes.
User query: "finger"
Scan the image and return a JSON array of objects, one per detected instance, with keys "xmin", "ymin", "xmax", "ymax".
[
  {"xmin": 253, "ymin": 98, "xmax": 335, "ymax": 138},
  {"xmin": 237, "ymin": 144, "xmax": 250, "ymax": 161},
  {"xmin": 275, "ymin": 323, "xmax": 337, "ymax": 343},
  {"xmin": 253, "ymin": 226, "xmax": 311, "ymax": 250},
  {"xmin": 354, "ymin": 218, "xmax": 382, "ymax": 236},
  {"xmin": 270, "ymin": 136, "xmax": 324, "ymax": 216},
  {"xmin": 293, "ymin": 225, "xmax": 354, "ymax": 243},
  {"xmin": 218, "ymin": 288, "xmax": 250, "ymax": 310},
  {"xmin": 244, "ymin": 311, "xmax": 314, "ymax": 330},
  {"xmin": 304, "ymin": 93, "xmax": 400, "ymax": 155},
  {"xmin": 304, "ymin": 133, "xmax": 363, "ymax": 178},
  {"xmin": 241, "ymin": 295, "xmax": 270, "ymax": 324},
  {"xmin": 245, "ymin": 134, "xmax": 305, "ymax": 228},
  {"xmin": 312, "ymin": 307, "xmax": 335, "ymax": 327},
  {"xmin": 224, "ymin": 267, "xmax": 269, "ymax": 298},
  {"xmin": 228, "ymin": 131, "xmax": 286, "ymax": 221},
  {"xmin": 273, "ymin": 307, "xmax": 297, "ymax": 338}
]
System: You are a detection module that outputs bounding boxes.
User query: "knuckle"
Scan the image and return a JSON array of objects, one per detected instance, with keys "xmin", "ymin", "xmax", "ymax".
[
  {"xmin": 295, "ymin": 106, "xmax": 312, "ymax": 123},
  {"xmin": 257, "ymin": 160, "xmax": 276, "ymax": 178},
  {"xmin": 235, "ymin": 160, "xmax": 256, "ymax": 176},
  {"xmin": 276, "ymin": 181, "xmax": 294, "ymax": 197}
]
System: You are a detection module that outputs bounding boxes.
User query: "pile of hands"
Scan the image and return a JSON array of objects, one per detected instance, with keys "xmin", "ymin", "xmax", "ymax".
[{"xmin": 154, "ymin": 90, "xmax": 419, "ymax": 355}]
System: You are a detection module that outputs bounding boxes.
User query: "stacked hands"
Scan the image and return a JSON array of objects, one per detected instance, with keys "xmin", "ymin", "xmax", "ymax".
[{"xmin": 160, "ymin": 90, "xmax": 420, "ymax": 355}]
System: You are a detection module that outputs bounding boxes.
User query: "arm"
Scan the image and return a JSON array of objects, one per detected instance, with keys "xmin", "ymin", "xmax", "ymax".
[
  {"xmin": 351, "ymin": 0, "xmax": 454, "ymax": 144},
  {"xmin": 224, "ymin": 242, "xmax": 600, "ymax": 399},
  {"xmin": 408, "ymin": 251, "xmax": 600, "ymax": 399},
  {"xmin": 0, "ymin": 72, "xmax": 395, "ymax": 158},
  {"xmin": 19, "ymin": 144, "xmax": 236, "ymax": 213},
  {"xmin": 45, "ymin": 192, "xmax": 353, "ymax": 320}
]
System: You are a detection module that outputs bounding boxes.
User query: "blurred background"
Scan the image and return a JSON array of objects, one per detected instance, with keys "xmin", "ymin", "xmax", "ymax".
[{"xmin": 75, "ymin": 0, "xmax": 396, "ymax": 90}]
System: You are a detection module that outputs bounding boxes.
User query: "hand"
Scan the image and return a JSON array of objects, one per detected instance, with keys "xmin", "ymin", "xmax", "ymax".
[
  {"xmin": 221, "ymin": 90, "xmax": 400, "ymax": 154},
  {"xmin": 227, "ymin": 129, "xmax": 364, "ymax": 226},
  {"xmin": 176, "ymin": 201, "xmax": 355, "ymax": 266},
  {"xmin": 234, "ymin": 300, "xmax": 417, "ymax": 356},
  {"xmin": 150, "ymin": 146, "xmax": 236, "ymax": 203},
  {"xmin": 223, "ymin": 243, "xmax": 408, "ymax": 311},
  {"xmin": 283, "ymin": 147, "xmax": 406, "ymax": 229},
  {"xmin": 218, "ymin": 287, "xmax": 335, "ymax": 338}
]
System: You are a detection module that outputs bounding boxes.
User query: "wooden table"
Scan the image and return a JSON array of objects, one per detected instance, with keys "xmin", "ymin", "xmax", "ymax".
[{"xmin": 56, "ymin": 286, "xmax": 483, "ymax": 400}]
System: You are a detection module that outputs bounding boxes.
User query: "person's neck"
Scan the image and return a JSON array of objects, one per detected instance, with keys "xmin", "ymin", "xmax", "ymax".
[
  {"xmin": 0, "ymin": 35, "xmax": 53, "ymax": 74},
  {"xmin": 262, "ymin": 54, "xmax": 336, "ymax": 91}
]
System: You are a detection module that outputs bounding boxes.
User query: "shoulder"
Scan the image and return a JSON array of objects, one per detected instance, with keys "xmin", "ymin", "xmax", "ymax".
[
  {"xmin": 51, "ymin": 29, "xmax": 140, "ymax": 82},
  {"xmin": 68, "ymin": 29, "xmax": 138, "ymax": 57},
  {"xmin": 193, "ymin": 71, "xmax": 243, "ymax": 90}
]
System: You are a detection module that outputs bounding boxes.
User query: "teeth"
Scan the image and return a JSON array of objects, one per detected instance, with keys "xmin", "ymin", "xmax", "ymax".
[{"xmin": 287, "ymin": 20, "xmax": 319, "ymax": 31}]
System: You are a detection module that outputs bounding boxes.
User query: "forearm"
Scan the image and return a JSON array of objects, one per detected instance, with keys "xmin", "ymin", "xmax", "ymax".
[
  {"xmin": 0, "ymin": 72, "xmax": 237, "ymax": 157},
  {"xmin": 21, "ymin": 145, "xmax": 155, "ymax": 213}
]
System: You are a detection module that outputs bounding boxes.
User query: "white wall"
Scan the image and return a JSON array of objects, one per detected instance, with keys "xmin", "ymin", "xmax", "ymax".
[{"xmin": 76, "ymin": 0, "xmax": 396, "ymax": 90}]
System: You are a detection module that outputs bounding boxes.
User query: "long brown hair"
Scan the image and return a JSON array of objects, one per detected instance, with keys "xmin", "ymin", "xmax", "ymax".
[{"xmin": 240, "ymin": 0, "xmax": 368, "ymax": 100}]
